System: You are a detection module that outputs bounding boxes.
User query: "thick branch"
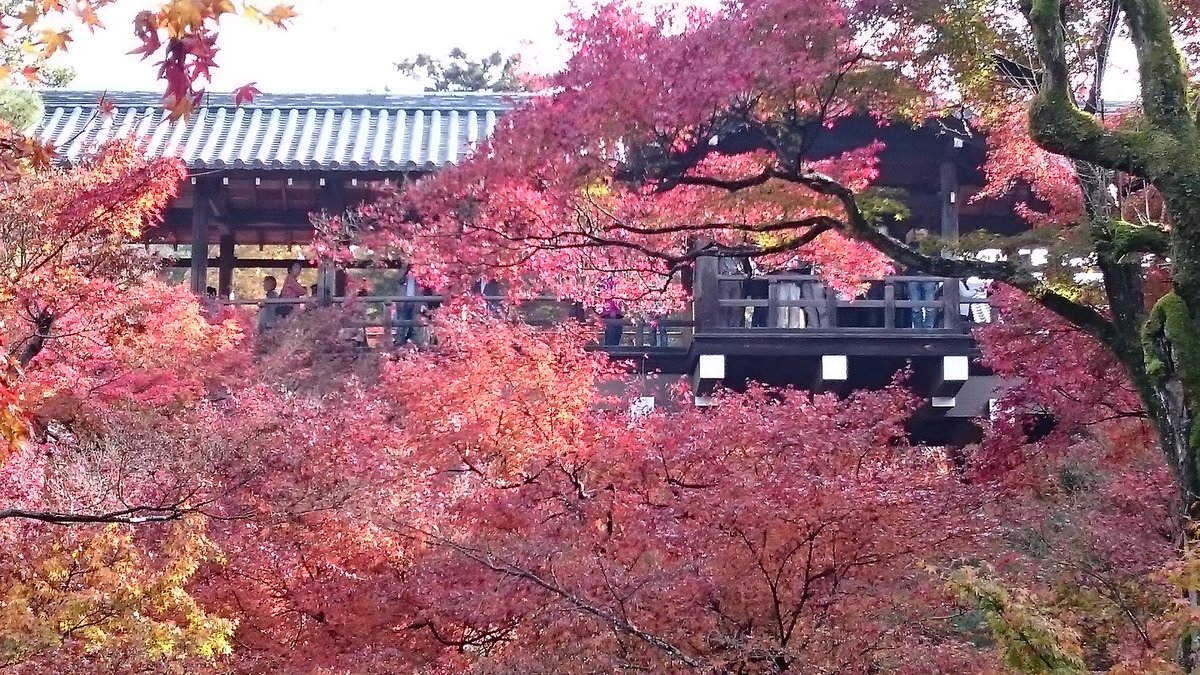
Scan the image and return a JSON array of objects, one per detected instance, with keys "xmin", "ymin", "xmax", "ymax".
[
  {"xmin": 1117, "ymin": 0, "xmax": 1192, "ymax": 129},
  {"xmin": 1106, "ymin": 220, "xmax": 1171, "ymax": 258},
  {"xmin": 1021, "ymin": 0, "xmax": 1154, "ymax": 176},
  {"xmin": 0, "ymin": 504, "xmax": 194, "ymax": 525},
  {"xmin": 670, "ymin": 167, "xmax": 781, "ymax": 193},
  {"xmin": 788, "ymin": 168, "xmax": 1121, "ymax": 347},
  {"xmin": 13, "ymin": 309, "xmax": 54, "ymax": 368}
]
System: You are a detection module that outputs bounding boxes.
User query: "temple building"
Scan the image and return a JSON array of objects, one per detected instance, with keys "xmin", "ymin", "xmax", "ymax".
[{"xmin": 32, "ymin": 90, "xmax": 1024, "ymax": 443}]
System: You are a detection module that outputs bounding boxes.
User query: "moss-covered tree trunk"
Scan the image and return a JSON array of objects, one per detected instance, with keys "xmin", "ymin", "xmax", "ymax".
[{"xmin": 1021, "ymin": 0, "xmax": 1200, "ymax": 667}]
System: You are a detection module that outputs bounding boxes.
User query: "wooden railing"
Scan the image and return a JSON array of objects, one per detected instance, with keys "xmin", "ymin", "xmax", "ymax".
[
  {"xmin": 694, "ymin": 272, "xmax": 992, "ymax": 334},
  {"xmin": 218, "ymin": 271, "xmax": 992, "ymax": 351},
  {"xmin": 219, "ymin": 295, "xmax": 696, "ymax": 350}
]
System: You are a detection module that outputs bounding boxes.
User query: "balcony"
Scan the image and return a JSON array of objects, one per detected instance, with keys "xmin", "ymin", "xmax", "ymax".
[{"xmin": 224, "ymin": 262, "xmax": 994, "ymax": 406}]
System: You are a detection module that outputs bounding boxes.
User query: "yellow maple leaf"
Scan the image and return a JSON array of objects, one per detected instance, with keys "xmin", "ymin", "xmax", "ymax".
[{"xmin": 162, "ymin": 0, "xmax": 204, "ymax": 35}]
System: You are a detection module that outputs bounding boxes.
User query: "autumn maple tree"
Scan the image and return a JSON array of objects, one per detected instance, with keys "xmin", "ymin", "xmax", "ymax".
[
  {"xmin": 335, "ymin": 0, "xmax": 1200, "ymax": 669},
  {"xmin": 10, "ymin": 0, "xmax": 1200, "ymax": 672}
]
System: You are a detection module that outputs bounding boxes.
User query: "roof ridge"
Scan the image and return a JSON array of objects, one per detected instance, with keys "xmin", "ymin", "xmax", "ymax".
[{"xmin": 35, "ymin": 89, "xmax": 530, "ymax": 111}]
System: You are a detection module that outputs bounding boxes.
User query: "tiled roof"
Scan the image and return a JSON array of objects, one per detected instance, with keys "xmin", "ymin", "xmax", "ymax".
[{"xmin": 31, "ymin": 90, "xmax": 526, "ymax": 172}]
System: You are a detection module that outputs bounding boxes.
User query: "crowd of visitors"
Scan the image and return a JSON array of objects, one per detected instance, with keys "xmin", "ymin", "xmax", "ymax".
[
  {"xmin": 254, "ymin": 264, "xmax": 441, "ymax": 350},
  {"xmin": 245, "ymin": 253, "xmax": 991, "ymax": 350},
  {"xmin": 711, "ymin": 268, "xmax": 992, "ymax": 332}
]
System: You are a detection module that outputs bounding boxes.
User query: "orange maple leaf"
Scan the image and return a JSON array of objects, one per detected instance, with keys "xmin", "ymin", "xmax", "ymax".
[
  {"xmin": 264, "ymin": 3, "xmax": 298, "ymax": 26},
  {"xmin": 38, "ymin": 29, "xmax": 71, "ymax": 57},
  {"xmin": 79, "ymin": 4, "xmax": 103, "ymax": 31},
  {"xmin": 207, "ymin": 0, "xmax": 236, "ymax": 17},
  {"xmin": 17, "ymin": 4, "xmax": 39, "ymax": 28}
]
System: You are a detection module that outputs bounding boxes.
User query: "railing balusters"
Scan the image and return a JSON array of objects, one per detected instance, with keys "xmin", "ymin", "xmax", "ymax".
[
  {"xmin": 884, "ymin": 280, "xmax": 896, "ymax": 329},
  {"xmin": 943, "ymin": 280, "xmax": 962, "ymax": 331},
  {"xmin": 825, "ymin": 283, "xmax": 839, "ymax": 328},
  {"xmin": 217, "ymin": 268, "xmax": 991, "ymax": 353}
]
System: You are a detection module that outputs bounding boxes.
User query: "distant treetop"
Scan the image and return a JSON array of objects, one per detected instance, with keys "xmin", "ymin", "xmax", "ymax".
[{"xmin": 396, "ymin": 48, "xmax": 529, "ymax": 93}]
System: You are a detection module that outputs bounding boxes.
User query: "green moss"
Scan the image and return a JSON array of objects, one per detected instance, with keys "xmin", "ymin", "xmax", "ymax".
[
  {"xmin": 1106, "ymin": 219, "xmax": 1169, "ymax": 259},
  {"xmin": 1142, "ymin": 292, "xmax": 1200, "ymax": 449},
  {"xmin": 1123, "ymin": 0, "xmax": 1193, "ymax": 130}
]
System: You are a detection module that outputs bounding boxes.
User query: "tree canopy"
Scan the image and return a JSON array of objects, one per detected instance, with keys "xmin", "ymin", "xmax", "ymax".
[
  {"xmin": 396, "ymin": 48, "xmax": 528, "ymax": 92},
  {"xmin": 6, "ymin": 0, "xmax": 1200, "ymax": 673}
]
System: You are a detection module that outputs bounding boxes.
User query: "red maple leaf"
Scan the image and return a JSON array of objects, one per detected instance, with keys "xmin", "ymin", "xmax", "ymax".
[
  {"xmin": 97, "ymin": 95, "xmax": 115, "ymax": 118},
  {"xmin": 233, "ymin": 82, "xmax": 261, "ymax": 107}
]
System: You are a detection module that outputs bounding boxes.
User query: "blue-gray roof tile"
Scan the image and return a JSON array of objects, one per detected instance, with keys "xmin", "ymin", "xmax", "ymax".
[{"xmin": 31, "ymin": 90, "xmax": 526, "ymax": 172}]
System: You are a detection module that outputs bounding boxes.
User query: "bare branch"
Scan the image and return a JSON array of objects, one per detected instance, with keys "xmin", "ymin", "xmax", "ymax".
[{"xmin": 421, "ymin": 530, "xmax": 707, "ymax": 669}]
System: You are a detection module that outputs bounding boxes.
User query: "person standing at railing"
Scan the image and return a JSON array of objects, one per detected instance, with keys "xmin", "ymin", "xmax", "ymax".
[
  {"xmin": 278, "ymin": 261, "xmax": 305, "ymax": 319},
  {"xmin": 647, "ymin": 315, "xmax": 669, "ymax": 347},
  {"xmin": 745, "ymin": 257, "xmax": 769, "ymax": 328},
  {"xmin": 598, "ymin": 276, "xmax": 624, "ymax": 346},
  {"xmin": 959, "ymin": 277, "xmax": 992, "ymax": 324},
  {"xmin": 600, "ymin": 298, "xmax": 624, "ymax": 345},
  {"xmin": 800, "ymin": 263, "xmax": 829, "ymax": 328},
  {"xmin": 258, "ymin": 275, "xmax": 280, "ymax": 332},
  {"xmin": 336, "ymin": 289, "xmax": 370, "ymax": 349},
  {"xmin": 904, "ymin": 229, "xmax": 940, "ymax": 329},
  {"xmin": 717, "ymin": 256, "xmax": 746, "ymax": 328},
  {"xmin": 394, "ymin": 269, "xmax": 421, "ymax": 347},
  {"xmin": 776, "ymin": 265, "xmax": 805, "ymax": 329},
  {"xmin": 480, "ymin": 278, "xmax": 503, "ymax": 314}
]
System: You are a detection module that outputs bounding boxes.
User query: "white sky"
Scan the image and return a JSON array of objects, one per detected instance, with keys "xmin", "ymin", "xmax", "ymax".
[
  {"xmin": 52, "ymin": 0, "xmax": 577, "ymax": 93},
  {"xmin": 50, "ymin": 0, "xmax": 1142, "ymax": 100}
]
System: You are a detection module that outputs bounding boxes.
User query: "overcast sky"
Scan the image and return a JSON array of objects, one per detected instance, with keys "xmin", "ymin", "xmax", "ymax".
[
  {"xmin": 50, "ymin": 0, "xmax": 1142, "ymax": 100},
  {"xmin": 52, "ymin": 0, "xmax": 577, "ymax": 93}
]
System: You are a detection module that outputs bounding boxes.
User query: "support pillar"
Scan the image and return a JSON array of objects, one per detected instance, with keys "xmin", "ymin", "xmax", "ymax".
[
  {"xmin": 692, "ymin": 255, "xmax": 720, "ymax": 335},
  {"xmin": 217, "ymin": 233, "xmax": 234, "ymax": 298},
  {"xmin": 940, "ymin": 139, "xmax": 961, "ymax": 245},
  {"xmin": 189, "ymin": 179, "xmax": 211, "ymax": 294},
  {"xmin": 318, "ymin": 176, "xmax": 346, "ymax": 307}
]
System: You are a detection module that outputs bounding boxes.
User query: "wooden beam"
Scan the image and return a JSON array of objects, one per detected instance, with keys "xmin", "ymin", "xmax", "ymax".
[
  {"xmin": 691, "ymin": 353, "xmax": 725, "ymax": 397},
  {"xmin": 189, "ymin": 179, "xmax": 211, "ymax": 294},
  {"xmin": 922, "ymin": 354, "xmax": 971, "ymax": 397},
  {"xmin": 168, "ymin": 257, "xmax": 405, "ymax": 270}
]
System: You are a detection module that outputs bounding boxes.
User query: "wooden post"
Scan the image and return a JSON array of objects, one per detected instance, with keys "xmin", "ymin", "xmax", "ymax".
[
  {"xmin": 825, "ymin": 283, "xmax": 839, "ymax": 328},
  {"xmin": 766, "ymin": 278, "xmax": 778, "ymax": 329},
  {"xmin": 940, "ymin": 141, "xmax": 961, "ymax": 245},
  {"xmin": 189, "ymin": 179, "xmax": 211, "ymax": 294},
  {"xmin": 943, "ymin": 277, "xmax": 963, "ymax": 331},
  {"xmin": 318, "ymin": 177, "xmax": 346, "ymax": 307},
  {"xmin": 332, "ymin": 269, "xmax": 345, "ymax": 297},
  {"xmin": 692, "ymin": 254, "xmax": 720, "ymax": 334},
  {"xmin": 883, "ymin": 279, "xmax": 896, "ymax": 329},
  {"xmin": 217, "ymin": 233, "xmax": 235, "ymax": 298}
]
